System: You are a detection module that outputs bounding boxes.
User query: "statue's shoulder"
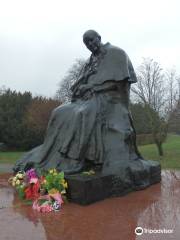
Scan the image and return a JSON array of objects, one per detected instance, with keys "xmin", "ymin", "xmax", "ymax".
[
  {"xmin": 104, "ymin": 42, "xmax": 127, "ymax": 56},
  {"xmin": 103, "ymin": 43, "xmax": 128, "ymax": 63}
]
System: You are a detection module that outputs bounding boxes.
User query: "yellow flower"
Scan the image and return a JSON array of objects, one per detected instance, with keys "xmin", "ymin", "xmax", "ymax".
[
  {"xmin": 48, "ymin": 188, "xmax": 59, "ymax": 194},
  {"xmin": 8, "ymin": 177, "xmax": 13, "ymax": 184},
  {"xmin": 16, "ymin": 173, "xmax": 24, "ymax": 179},
  {"xmin": 12, "ymin": 177, "xmax": 18, "ymax": 185},
  {"xmin": 61, "ymin": 179, "xmax": 68, "ymax": 189},
  {"xmin": 49, "ymin": 168, "xmax": 57, "ymax": 174},
  {"xmin": 12, "ymin": 181, "xmax": 16, "ymax": 187},
  {"xmin": 16, "ymin": 180, "xmax": 20, "ymax": 185}
]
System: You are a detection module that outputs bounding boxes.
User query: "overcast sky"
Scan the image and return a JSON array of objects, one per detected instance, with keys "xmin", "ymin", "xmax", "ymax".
[{"xmin": 0, "ymin": 0, "xmax": 179, "ymax": 97}]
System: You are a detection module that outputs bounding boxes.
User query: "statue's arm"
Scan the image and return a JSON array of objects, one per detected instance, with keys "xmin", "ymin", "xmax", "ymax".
[
  {"xmin": 93, "ymin": 80, "xmax": 121, "ymax": 92},
  {"xmin": 79, "ymin": 78, "xmax": 119, "ymax": 95},
  {"xmin": 71, "ymin": 83, "xmax": 93, "ymax": 102}
]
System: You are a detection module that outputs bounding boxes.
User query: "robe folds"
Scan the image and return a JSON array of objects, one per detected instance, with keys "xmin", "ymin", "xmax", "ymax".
[{"xmin": 14, "ymin": 44, "xmax": 159, "ymax": 178}]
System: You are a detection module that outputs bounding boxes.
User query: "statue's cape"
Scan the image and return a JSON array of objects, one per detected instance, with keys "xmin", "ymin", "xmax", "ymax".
[{"xmin": 87, "ymin": 43, "xmax": 137, "ymax": 85}]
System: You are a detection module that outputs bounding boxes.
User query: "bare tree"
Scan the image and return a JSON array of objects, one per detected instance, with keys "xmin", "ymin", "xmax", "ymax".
[
  {"xmin": 165, "ymin": 69, "xmax": 179, "ymax": 115},
  {"xmin": 132, "ymin": 58, "xmax": 168, "ymax": 156},
  {"xmin": 167, "ymin": 72, "xmax": 180, "ymax": 134},
  {"xmin": 132, "ymin": 58, "xmax": 166, "ymax": 113},
  {"xmin": 176, "ymin": 75, "xmax": 180, "ymax": 102},
  {"xmin": 168, "ymin": 100, "xmax": 180, "ymax": 134},
  {"xmin": 55, "ymin": 58, "xmax": 86, "ymax": 103}
]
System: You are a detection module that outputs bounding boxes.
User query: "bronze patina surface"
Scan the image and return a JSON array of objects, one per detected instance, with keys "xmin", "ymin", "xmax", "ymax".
[{"xmin": 13, "ymin": 31, "xmax": 161, "ymax": 202}]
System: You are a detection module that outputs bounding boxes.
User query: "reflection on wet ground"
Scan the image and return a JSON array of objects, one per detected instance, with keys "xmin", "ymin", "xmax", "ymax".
[{"xmin": 0, "ymin": 171, "xmax": 180, "ymax": 240}]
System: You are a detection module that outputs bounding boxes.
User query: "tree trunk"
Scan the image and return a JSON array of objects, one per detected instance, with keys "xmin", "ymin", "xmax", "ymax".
[{"xmin": 156, "ymin": 142, "xmax": 164, "ymax": 156}]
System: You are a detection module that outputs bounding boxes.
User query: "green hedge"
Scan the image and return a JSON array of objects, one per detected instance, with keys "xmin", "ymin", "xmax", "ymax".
[{"xmin": 137, "ymin": 134, "xmax": 154, "ymax": 146}]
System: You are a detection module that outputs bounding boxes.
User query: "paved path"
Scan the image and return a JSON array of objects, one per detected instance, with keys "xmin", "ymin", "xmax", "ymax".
[
  {"xmin": 0, "ymin": 170, "xmax": 180, "ymax": 240},
  {"xmin": 0, "ymin": 164, "xmax": 13, "ymax": 173}
]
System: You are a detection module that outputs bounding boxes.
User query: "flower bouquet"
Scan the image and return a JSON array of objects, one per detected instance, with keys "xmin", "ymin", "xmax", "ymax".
[{"xmin": 9, "ymin": 168, "xmax": 68, "ymax": 213}]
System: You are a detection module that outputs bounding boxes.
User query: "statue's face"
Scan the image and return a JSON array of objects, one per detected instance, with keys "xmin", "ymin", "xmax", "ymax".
[{"xmin": 83, "ymin": 32, "xmax": 101, "ymax": 54}]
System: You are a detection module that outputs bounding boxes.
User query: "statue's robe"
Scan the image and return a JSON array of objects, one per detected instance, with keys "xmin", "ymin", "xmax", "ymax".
[
  {"xmin": 86, "ymin": 42, "xmax": 137, "ymax": 85},
  {"xmin": 14, "ymin": 43, "xmax": 160, "ymax": 181}
]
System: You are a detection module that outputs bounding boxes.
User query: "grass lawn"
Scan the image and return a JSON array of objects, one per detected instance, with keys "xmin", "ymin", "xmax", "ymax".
[
  {"xmin": 139, "ymin": 134, "xmax": 180, "ymax": 169},
  {"xmin": 0, "ymin": 152, "xmax": 24, "ymax": 164},
  {"xmin": 0, "ymin": 134, "xmax": 179, "ymax": 169}
]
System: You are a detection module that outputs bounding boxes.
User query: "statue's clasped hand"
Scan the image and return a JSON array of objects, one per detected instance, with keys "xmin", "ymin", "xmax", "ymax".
[
  {"xmin": 78, "ymin": 84, "xmax": 94, "ymax": 100},
  {"xmin": 78, "ymin": 84, "xmax": 90, "ymax": 94}
]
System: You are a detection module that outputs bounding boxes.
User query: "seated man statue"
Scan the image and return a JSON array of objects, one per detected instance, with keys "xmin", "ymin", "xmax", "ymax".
[{"xmin": 14, "ymin": 30, "xmax": 160, "ymax": 188}]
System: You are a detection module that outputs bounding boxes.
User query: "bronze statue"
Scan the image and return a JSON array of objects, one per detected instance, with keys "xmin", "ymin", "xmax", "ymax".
[{"xmin": 14, "ymin": 30, "xmax": 160, "ymax": 188}]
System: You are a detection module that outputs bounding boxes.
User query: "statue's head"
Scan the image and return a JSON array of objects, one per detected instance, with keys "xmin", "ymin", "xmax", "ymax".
[{"xmin": 83, "ymin": 30, "xmax": 101, "ymax": 54}]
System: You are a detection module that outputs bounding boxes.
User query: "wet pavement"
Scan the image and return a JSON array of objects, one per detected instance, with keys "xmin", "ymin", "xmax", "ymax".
[
  {"xmin": 0, "ymin": 164, "xmax": 13, "ymax": 173},
  {"xmin": 0, "ymin": 170, "xmax": 180, "ymax": 240}
]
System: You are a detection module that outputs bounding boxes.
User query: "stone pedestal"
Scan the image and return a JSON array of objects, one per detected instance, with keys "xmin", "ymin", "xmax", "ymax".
[{"xmin": 65, "ymin": 160, "xmax": 161, "ymax": 205}]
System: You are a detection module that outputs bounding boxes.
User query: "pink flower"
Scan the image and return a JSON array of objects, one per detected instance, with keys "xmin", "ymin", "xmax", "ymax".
[
  {"xmin": 33, "ymin": 199, "xmax": 53, "ymax": 212},
  {"xmin": 32, "ymin": 200, "xmax": 41, "ymax": 211},
  {"xmin": 40, "ymin": 204, "xmax": 53, "ymax": 213},
  {"xmin": 30, "ymin": 177, "xmax": 38, "ymax": 184},
  {"xmin": 26, "ymin": 169, "xmax": 37, "ymax": 182}
]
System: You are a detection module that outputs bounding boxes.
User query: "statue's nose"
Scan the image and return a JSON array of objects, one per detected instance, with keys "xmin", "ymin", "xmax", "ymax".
[{"xmin": 88, "ymin": 41, "xmax": 93, "ymax": 47}]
